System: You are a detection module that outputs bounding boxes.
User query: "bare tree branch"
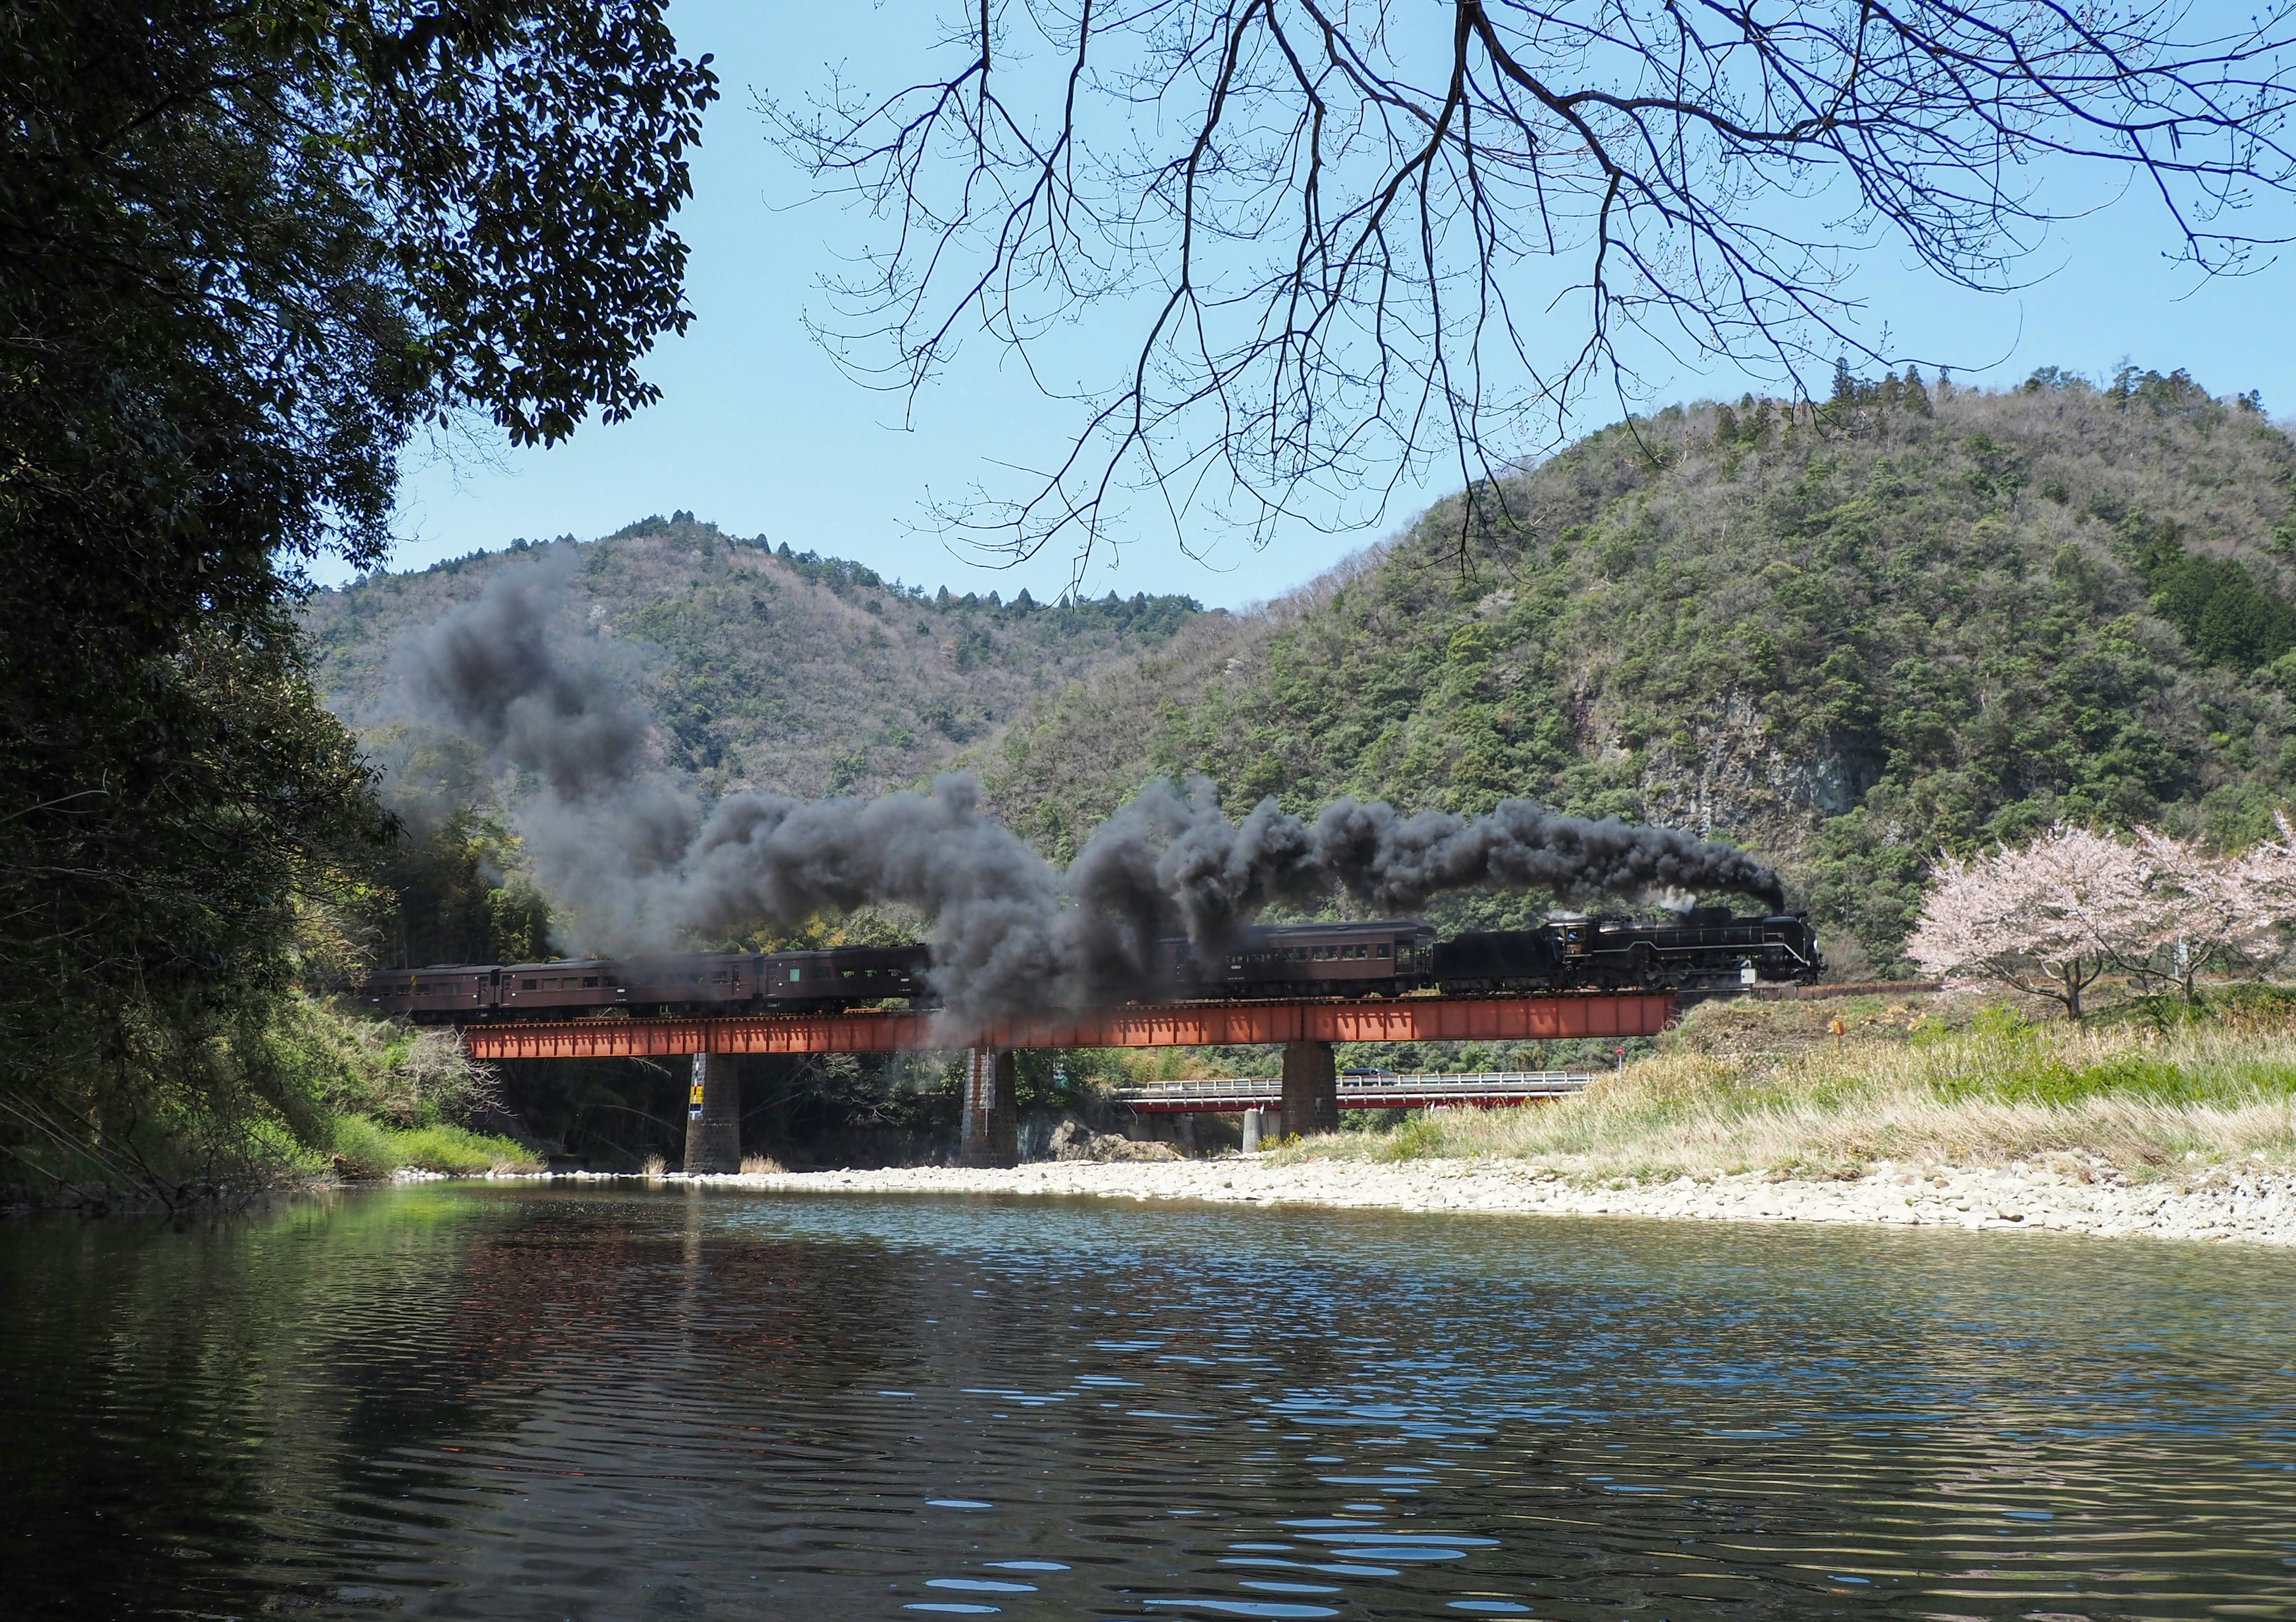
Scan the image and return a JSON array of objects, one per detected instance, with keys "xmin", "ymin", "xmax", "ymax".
[{"xmin": 767, "ymin": 0, "xmax": 2296, "ymax": 577}]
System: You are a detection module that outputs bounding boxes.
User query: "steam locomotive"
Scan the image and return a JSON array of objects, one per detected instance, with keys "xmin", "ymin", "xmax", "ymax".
[{"xmin": 363, "ymin": 910, "xmax": 1821, "ymax": 1022}]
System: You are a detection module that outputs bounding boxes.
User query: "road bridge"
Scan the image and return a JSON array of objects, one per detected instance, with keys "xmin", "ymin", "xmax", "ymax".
[
  {"xmin": 1116, "ymin": 1071, "xmax": 1593, "ymax": 1113},
  {"xmin": 457, "ymin": 992, "xmax": 1671, "ymax": 1174}
]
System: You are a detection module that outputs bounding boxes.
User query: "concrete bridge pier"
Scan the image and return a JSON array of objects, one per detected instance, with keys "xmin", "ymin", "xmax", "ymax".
[
  {"xmin": 961, "ymin": 1048, "xmax": 1019, "ymax": 1167},
  {"xmin": 684, "ymin": 1051, "xmax": 741, "ymax": 1175},
  {"xmin": 1280, "ymin": 1040, "xmax": 1338, "ymax": 1140}
]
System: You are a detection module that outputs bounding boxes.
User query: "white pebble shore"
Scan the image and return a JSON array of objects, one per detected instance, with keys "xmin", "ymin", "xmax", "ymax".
[{"xmin": 673, "ymin": 1156, "xmax": 2296, "ymax": 1246}]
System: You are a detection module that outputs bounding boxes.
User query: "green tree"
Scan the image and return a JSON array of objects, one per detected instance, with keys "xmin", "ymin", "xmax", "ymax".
[{"xmin": 0, "ymin": 0, "xmax": 716, "ymax": 1193}]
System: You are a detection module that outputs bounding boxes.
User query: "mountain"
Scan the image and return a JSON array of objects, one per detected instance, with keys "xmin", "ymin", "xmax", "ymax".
[
  {"xmin": 302, "ymin": 513, "xmax": 1209, "ymax": 802},
  {"xmin": 975, "ymin": 368, "xmax": 2296, "ymax": 976}
]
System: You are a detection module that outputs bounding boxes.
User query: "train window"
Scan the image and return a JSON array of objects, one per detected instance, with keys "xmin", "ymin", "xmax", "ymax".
[
  {"xmin": 582, "ymin": 977, "xmax": 598, "ymax": 988},
  {"xmin": 1312, "ymin": 946, "xmax": 1330, "ymax": 961},
  {"xmin": 520, "ymin": 979, "xmax": 536, "ymax": 990},
  {"xmin": 789, "ymin": 968, "xmax": 802, "ymax": 981},
  {"xmin": 1376, "ymin": 944, "xmax": 1391, "ymax": 959},
  {"xmin": 712, "ymin": 971, "xmax": 728, "ymax": 984}
]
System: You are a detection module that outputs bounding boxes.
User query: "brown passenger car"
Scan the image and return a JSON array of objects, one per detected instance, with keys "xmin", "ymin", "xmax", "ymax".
[
  {"xmin": 1173, "ymin": 920, "xmax": 1436, "ymax": 999},
  {"xmin": 364, "ymin": 967, "xmax": 497, "ymax": 1021},
  {"xmin": 494, "ymin": 960, "xmax": 625, "ymax": 1015}
]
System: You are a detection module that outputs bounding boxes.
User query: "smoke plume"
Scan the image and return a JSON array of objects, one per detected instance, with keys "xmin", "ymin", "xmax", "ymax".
[
  {"xmin": 1053, "ymin": 778, "xmax": 1787, "ymax": 949},
  {"xmin": 412, "ymin": 551, "xmax": 652, "ymax": 800},
  {"xmin": 404, "ymin": 554, "xmax": 700, "ymax": 940},
  {"xmin": 385, "ymin": 553, "xmax": 1787, "ymax": 1028}
]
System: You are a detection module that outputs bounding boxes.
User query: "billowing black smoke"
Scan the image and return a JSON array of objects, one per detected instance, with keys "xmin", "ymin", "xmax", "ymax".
[
  {"xmin": 671, "ymin": 778, "xmax": 1161, "ymax": 1027},
  {"xmin": 1051, "ymin": 777, "xmax": 1788, "ymax": 953},
  {"xmin": 386, "ymin": 552, "xmax": 1786, "ymax": 1029},
  {"xmin": 413, "ymin": 552, "xmax": 651, "ymax": 800},
  {"xmin": 404, "ymin": 554, "xmax": 700, "ymax": 941}
]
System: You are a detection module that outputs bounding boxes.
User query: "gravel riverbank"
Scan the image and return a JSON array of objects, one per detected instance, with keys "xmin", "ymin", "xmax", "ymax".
[{"xmin": 703, "ymin": 1155, "xmax": 2296, "ymax": 1246}]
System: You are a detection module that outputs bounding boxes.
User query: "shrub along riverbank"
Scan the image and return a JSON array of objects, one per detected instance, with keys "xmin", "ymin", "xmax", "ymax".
[
  {"xmin": 2, "ymin": 995, "xmax": 537, "ymax": 1212},
  {"xmin": 1289, "ymin": 992, "xmax": 2296, "ymax": 1181}
]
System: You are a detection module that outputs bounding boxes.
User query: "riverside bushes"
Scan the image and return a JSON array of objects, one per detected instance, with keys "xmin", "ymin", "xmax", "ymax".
[
  {"xmin": 331, "ymin": 1118, "xmax": 537, "ymax": 1180},
  {"xmin": 2, "ymin": 993, "xmax": 538, "ymax": 1208}
]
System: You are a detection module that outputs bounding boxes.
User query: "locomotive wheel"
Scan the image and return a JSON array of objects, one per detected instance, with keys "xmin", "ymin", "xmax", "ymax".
[{"xmin": 1630, "ymin": 943, "xmax": 1663, "ymax": 987}]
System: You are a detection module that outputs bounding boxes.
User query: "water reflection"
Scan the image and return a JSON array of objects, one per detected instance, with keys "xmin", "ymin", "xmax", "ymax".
[{"xmin": 2, "ymin": 1184, "xmax": 2294, "ymax": 1619}]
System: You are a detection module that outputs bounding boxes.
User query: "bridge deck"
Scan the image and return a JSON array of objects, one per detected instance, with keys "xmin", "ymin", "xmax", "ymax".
[
  {"xmin": 1117, "ymin": 1071, "xmax": 1594, "ymax": 1113},
  {"xmin": 457, "ymin": 992, "xmax": 1673, "ymax": 1060}
]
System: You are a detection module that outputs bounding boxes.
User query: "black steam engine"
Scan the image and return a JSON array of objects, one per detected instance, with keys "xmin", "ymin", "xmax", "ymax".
[{"xmin": 364, "ymin": 910, "xmax": 1821, "ymax": 1022}]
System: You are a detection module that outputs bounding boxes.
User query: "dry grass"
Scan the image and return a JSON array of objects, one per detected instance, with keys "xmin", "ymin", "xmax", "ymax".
[{"xmin": 1280, "ymin": 995, "xmax": 2296, "ymax": 1183}]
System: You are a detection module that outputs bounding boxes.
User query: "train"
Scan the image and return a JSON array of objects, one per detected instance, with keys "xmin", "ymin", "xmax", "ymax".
[{"xmin": 362, "ymin": 910, "xmax": 1822, "ymax": 1022}]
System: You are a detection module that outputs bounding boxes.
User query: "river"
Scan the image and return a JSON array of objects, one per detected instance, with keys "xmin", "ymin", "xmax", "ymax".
[{"xmin": 3, "ymin": 1184, "xmax": 2293, "ymax": 1619}]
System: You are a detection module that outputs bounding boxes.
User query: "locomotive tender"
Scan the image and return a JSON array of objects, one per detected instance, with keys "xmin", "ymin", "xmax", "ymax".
[{"xmin": 364, "ymin": 910, "xmax": 1820, "ymax": 1022}]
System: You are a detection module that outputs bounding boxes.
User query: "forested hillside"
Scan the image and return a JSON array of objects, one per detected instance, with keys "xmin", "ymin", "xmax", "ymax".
[
  {"xmin": 305, "ymin": 513, "xmax": 1205, "ymax": 801},
  {"xmin": 980, "ymin": 370, "xmax": 2296, "ymax": 976}
]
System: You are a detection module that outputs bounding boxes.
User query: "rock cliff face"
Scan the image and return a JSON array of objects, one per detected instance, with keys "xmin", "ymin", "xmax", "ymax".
[{"xmin": 1635, "ymin": 693, "xmax": 1878, "ymax": 858}]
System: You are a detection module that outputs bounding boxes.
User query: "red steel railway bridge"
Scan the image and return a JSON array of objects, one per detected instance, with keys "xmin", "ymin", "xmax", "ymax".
[{"xmin": 459, "ymin": 992, "xmax": 1673, "ymax": 1171}]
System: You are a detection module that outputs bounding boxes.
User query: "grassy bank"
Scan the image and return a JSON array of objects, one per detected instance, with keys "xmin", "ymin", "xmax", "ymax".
[
  {"xmin": 2, "ymin": 993, "xmax": 539, "ymax": 1211},
  {"xmin": 1280, "ymin": 993, "xmax": 2296, "ymax": 1182},
  {"xmin": 328, "ymin": 1117, "xmax": 538, "ymax": 1178}
]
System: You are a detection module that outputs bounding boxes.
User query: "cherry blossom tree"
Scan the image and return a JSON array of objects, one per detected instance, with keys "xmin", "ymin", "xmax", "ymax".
[
  {"xmin": 2130, "ymin": 816, "xmax": 2296, "ymax": 1002},
  {"xmin": 1907, "ymin": 824, "xmax": 2152, "ymax": 1020},
  {"xmin": 1911, "ymin": 818, "xmax": 2296, "ymax": 1016}
]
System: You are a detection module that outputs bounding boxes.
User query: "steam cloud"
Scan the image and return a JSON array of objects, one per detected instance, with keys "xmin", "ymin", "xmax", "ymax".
[
  {"xmin": 397, "ymin": 555, "xmax": 1786, "ymax": 1029},
  {"xmin": 406, "ymin": 552, "xmax": 698, "ymax": 932}
]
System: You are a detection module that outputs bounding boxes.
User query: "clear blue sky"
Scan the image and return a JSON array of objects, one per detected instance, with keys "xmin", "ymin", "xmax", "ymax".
[{"xmin": 373, "ymin": 1, "xmax": 2296, "ymax": 610}]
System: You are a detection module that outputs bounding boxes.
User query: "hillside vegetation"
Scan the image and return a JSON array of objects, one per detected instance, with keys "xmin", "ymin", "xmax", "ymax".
[
  {"xmin": 304, "ymin": 513, "xmax": 1207, "ymax": 802},
  {"xmin": 982, "ymin": 370, "xmax": 2296, "ymax": 975}
]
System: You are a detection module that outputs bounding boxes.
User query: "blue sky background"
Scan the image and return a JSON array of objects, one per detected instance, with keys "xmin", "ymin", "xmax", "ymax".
[{"xmin": 372, "ymin": 1, "xmax": 2296, "ymax": 610}]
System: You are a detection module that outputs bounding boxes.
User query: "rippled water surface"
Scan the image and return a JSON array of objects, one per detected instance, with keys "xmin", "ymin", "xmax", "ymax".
[{"xmin": 5, "ymin": 1186, "xmax": 2296, "ymax": 1620}]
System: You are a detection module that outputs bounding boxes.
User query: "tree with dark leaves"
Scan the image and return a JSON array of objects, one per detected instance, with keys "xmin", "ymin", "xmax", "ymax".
[{"xmin": 0, "ymin": 0, "xmax": 715, "ymax": 1197}]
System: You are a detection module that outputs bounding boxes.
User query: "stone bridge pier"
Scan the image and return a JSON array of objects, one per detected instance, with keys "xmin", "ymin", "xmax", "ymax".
[
  {"xmin": 961, "ymin": 1048, "xmax": 1019, "ymax": 1167},
  {"xmin": 1280, "ymin": 1040, "xmax": 1338, "ymax": 1140}
]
